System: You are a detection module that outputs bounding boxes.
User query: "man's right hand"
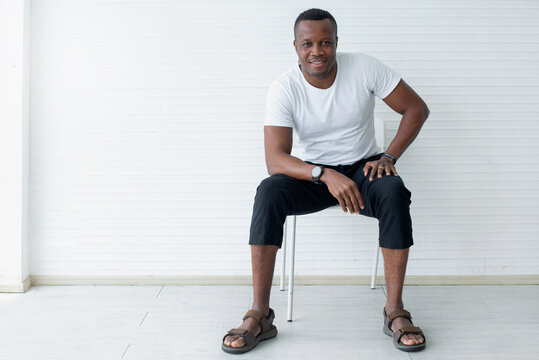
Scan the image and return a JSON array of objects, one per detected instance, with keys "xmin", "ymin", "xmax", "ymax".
[{"xmin": 320, "ymin": 168, "xmax": 364, "ymax": 214}]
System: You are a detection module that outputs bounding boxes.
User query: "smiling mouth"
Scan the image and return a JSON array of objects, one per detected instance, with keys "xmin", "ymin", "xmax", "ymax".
[{"xmin": 309, "ymin": 59, "xmax": 327, "ymax": 65}]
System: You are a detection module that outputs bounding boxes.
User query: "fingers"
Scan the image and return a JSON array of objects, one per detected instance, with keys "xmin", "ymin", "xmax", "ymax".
[
  {"xmin": 363, "ymin": 162, "xmax": 373, "ymax": 178},
  {"xmin": 353, "ymin": 186, "xmax": 365, "ymax": 210},
  {"xmin": 347, "ymin": 195, "xmax": 359, "ymax": 214},
  {"xmin": 335, "ymin": 187, "xmax": 362, "ymax": 214},
  {"xmin": 369, "ymin": 163, "xmax": 377, "ymax": 181},
  {"xmin": 341, "ymin": 195, "xmax": 357, "ymax": 214},
  {"xmin": 382, "ymin": 163, "xmax": 398, "ymax": 177},
  {"xmin": 343, "ymin": 190, "xmax": 364, "ymax": 214},
  {"xmin": 324, "ymin": 171, "xmax": 364, "ymax": 214},
  {"xmin": 343, "ymin": 184, "xmax": 363, "ymax": 214},
  {"xmin": 365, "ymin": 160, "xmax": 398, "ymax": 181},
  {"xmin": 337, "ymin": 197, "xmax": 348, "ymax": 213},
  {"xmin": 377, "ymin": 164, "xmax": 385, "ymax": 179},
  {"xmin": 364, "ymin": 161, "xmax": 379, "ymax": 181}
]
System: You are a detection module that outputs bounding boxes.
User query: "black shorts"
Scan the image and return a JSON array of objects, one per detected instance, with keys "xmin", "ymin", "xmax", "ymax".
[{"xmin": 248, "ymin": 153, "xmax": 413, "ymax": 249}]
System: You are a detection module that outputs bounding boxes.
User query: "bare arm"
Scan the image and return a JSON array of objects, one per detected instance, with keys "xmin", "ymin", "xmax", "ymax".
[
  {"xmin": 363, "ymin": 79, "xmax": 430, "ymax": 180},
  {"xmin": 264, "ymin": 125, "xmax": 365, "ymax": 213},
  {"xmin": 264, "ymin": 125, "xmax": 316, "ymax": 179},
  {"xmin": 383, "ymin": 79, "xmax": 430, "ymax": 159}
]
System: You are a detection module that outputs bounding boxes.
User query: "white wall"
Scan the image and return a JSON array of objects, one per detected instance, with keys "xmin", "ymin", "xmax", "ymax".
[
  {"xmin": 29, "ymin": 0, "xmax": 539, "ymax": 280},
  {"xmin": 0, "ymin": 0, "xmax": 31, "ymax": 291}
]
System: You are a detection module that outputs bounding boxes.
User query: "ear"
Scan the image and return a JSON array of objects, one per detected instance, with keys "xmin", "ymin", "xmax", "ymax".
[
  {"xmin": 293, "ymin": 39, "xmax": 299, "ymax": 54},
  {"xmin": 335, "ymin": 36, "xmax": 338, "ymax": 49}
]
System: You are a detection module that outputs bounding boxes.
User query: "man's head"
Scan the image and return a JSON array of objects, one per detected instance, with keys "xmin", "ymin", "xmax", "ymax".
[
  {"xmin": 293, "ymin": 9, "xmax": 338, "ymax": 81},
  {"xmin": 294, "ymin": 8, "xmax": 337, "ymax": 41}
]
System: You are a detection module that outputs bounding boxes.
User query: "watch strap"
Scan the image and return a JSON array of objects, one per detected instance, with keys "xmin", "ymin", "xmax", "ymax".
[{"xmin": 382, "ymin": 153, "xmax": 397, "ymax": 164}]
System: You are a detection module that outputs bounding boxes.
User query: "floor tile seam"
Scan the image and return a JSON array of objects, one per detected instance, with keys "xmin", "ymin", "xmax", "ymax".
[
  {"xmin": 121, "ymin": 343, "xmax": 131, "ymax": 359},
  {"xmin": 155, "ymin": 285, "xmax": 164, "ymax": 299},
  {"xmin": 118, "ymin": 298, "xmax": 158, "ymax": 359}
]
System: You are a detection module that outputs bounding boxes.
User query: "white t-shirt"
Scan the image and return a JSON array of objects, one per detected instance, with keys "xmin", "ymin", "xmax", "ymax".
[{"xmin": 264, "ymin": 52, "xmax": 401, "ymax": 166}]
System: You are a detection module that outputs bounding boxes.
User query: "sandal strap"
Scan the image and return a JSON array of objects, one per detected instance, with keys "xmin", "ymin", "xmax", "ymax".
[
  {"xmin": 388, "ymin": 309, "xmax": 412, "ymax": 322},
  {"xmin": 243, "ymin": 309, "xmax": 264, "ymax": 322},
  {"xmin": 242, "ymin": 308, "xmax": 275, "ymax": 333},
  {"xmin": 384, "ymin": 308, "xmax": 414, "ymax": 332},
  {"xmin": 222, "ymin": 327, "xmax": 256, "ymax": 345},
  {"xmin": 227, "ymin": 328, "xmax": 248, "ymax": 336}
]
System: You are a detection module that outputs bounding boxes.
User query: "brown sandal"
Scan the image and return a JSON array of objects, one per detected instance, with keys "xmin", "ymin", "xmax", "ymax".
[
  {"xmin": 221, "ymin": 308, "xmax": 278, "ymax": 354},
  {"xmin": 383, "ymin": 307, "xmax": 426, "ymax": 352}
]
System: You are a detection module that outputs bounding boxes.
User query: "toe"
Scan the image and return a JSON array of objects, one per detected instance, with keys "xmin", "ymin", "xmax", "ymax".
[
  {"xmin": 224, "ymin": 335, "xmax": 237, "ymax": 347},
  {"xmin": 400, "ymin": 334, "xmax": 415, "ymax": 346},
  {"xmin": 403, "ymin": 334, "xmax": 424, "ymax": 345},
  {"xmin": 402, "ymin": 334, "xmax": 424, "ymax": 345},
  {"xmin": 411, "ymin": 334, "xmax": 423, "ymax": 344},
  {"xmin": 231, "ymin": 336, "xmax": 245, "ymax": 347}
]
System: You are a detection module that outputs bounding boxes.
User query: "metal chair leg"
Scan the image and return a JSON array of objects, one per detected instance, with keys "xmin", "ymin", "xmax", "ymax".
[
  {"xmin": 280, "ymin": 218, "xmax": 287, "ymax": 291},
  {"xmin": 287, "ymin": 215, "xmax": 296, "ymax": 322},
  {"xmin": 371, "ymin": 243, "xmax": 380, "ymax": 289}
]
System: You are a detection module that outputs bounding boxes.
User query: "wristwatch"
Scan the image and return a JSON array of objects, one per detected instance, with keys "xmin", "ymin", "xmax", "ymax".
[{"xmin": 311, "ymin": 166, "xmax": 324, "ymax": 184}]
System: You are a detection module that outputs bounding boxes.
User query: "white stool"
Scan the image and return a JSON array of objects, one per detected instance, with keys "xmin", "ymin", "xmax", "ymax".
[{"xmin": 279, "ymin": 211, "xmax": 381, "ymax": 322}]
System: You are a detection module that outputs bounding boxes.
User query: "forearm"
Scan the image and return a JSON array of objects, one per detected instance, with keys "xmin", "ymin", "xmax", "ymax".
[
  {"xmin": 385, "ymin": 107, "xmax": 429, "ymax": 161},
  {"xmin": 266, "ymin": 152, "xmax": 316, "ymax": 181}
]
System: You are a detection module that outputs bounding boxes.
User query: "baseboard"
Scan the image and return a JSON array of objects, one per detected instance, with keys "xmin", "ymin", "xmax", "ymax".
[
  {"xmin": 29, "ymin": 275, "xmax": 539, "ymax": 286},
  {"xmin": 0, "ymin": 275, "xmax": 32, "ymax": 293}
]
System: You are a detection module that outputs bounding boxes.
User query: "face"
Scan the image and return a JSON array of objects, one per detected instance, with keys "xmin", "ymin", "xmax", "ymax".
[{"xmin": 294, "ymin": 19, "xmax": 338, "ymax": 80}]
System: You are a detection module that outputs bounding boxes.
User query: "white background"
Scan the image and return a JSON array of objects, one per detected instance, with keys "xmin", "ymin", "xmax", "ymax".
[{"xmin": 28, "ymin": 0, "xmax": 539, "ymax": 279}]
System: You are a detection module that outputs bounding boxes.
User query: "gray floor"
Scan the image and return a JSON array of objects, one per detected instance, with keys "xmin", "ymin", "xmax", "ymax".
[{"xmin": 0, "ymin": 284, "xmax": 537, "ymax": 359}]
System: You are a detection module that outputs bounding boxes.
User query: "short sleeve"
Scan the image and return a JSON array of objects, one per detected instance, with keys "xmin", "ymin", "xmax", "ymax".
[
  {"xmin": 360, "ymin": 54, "xmax": 401, "ymax": 99},
  {"xmin": 264, "ymin": 80, "xmax": 294, "ymax": 128}
]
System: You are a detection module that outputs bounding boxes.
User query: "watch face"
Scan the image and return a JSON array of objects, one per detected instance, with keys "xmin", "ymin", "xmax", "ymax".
[{"xmin": 312, "ymin": 166, "xmax": 322, "ymax": 178}]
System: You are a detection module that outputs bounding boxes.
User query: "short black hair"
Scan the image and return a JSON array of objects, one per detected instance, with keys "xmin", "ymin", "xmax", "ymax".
[{"xmin": 294, "ymin": 8, "xmax": 338, "ymax": 40}]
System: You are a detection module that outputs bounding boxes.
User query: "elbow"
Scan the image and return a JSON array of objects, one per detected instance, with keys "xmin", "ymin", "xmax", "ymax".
[
  {"xmin": 407, "ymin": 103, "xmax": 429, "ymax": 125},
  {"xmin": 424, "ymin": 105, "xmax": 430, "ymax": 122},
  {"xmin": 267, "ymin": 158, "xmax": 287, "ymax": 176},
  {"xmin": 268, "ymin": 162, "xmax": 284, "ymax": 176},
  {"xmin": 265, "ymin": 159, "xmax": 279, "ymax": 176},
  {"xmin": 267, "ymin": 166, "xmax": 281, "ymax": 176},
  {"xmin": 421, "ymin": 102, "xmax": 430, "ymax": 123},
  {"xmin": 265, "ymin": 151, "xmax": 290, "ymax": 175}
]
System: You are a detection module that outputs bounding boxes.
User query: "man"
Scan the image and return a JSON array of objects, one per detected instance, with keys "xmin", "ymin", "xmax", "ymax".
[{"xmin": 222, "ymin": 8, "xmax": 429, "ymax": 354}]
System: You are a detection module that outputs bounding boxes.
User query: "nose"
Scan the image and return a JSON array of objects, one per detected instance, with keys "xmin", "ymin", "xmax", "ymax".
[{"xmin": 311, "ymin": 43, "xmax": 323, "ymax": 56}]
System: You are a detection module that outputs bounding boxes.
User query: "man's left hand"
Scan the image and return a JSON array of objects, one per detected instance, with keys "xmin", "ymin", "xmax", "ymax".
[{"xmin": 363, "ymin": 156, "xmax": 398, "ymax": 181}]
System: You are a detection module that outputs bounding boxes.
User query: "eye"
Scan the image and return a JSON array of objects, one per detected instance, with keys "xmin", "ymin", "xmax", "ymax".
[{"xmin": 302, "ymin": 42, "xmax": 311, "ymax": 47}]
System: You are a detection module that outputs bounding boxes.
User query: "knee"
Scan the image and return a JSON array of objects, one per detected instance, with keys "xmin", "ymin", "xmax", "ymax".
[
  {"xmin": 378, "ymin": 176, "xmax": 411, "ymax": 205},
  {"xmin": 254, "ymin": 175, "xmax": 291, "ymax": 206}
]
